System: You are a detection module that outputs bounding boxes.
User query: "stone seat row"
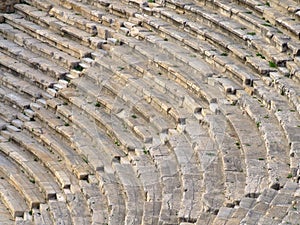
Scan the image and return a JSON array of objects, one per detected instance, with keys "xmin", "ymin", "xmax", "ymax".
[
  {"xmin": 119, "ymin": 17, "xmax": 258, "ymax": 88},
  {"xmin": 0, "ymin": 198, "xmax": 14, "ymax": 225},
  {"xmin": 0, "ymin": 151, "xmax": 45, "ymax": 210},
  {"xmin": 100, "ymin": 12, "xmax": 300, "ymax": 213},
  {"xmin": 36, "ymin": 90, "xmax": 149, "ymax": 223},
  {"xmin": 23, "ymin": 0, "xmax": 121, "ymax": 37},
  {"xmin": 164, "ymin": 0, "xmax": 300, "ymax": 54},
  {"xmin": 82, "ymin": 52, "xmax": 200, "ymax": 126},
  {"xmin": 29, "ymin": 105, "xmax": 114, "ymax": 224},
  {"xmin": 0, "ymin": 87, "xmax": 92, "ymax": 193},
  {"xmin": 59, "ymin": 14, "xmax": 298, "ymax": 214},
  {"xmin": 0, "ymin": 37, "xmax": 68, "ymax": 79},
  {"xmin": 0, "ymin": 141, "xmax": 61, "ymax": 200},
  {"xmin": 16, "ymin": 0, "xmax": 207, "ymax": 119},
  {"xmin": 9, "ymin": 0, "xmax": 300, "ymax": 171},
  {"xmin": 123, "ymin": 9, "xmax": 300, "ymax": 124},
  {"xmin": 66, "ymin": 49, "xmax": 225, "ymax": 223},
  {"xmin": 17, "ymin": 0, "xmax": 268, "ymax": 110},
  {"xmin": 14, "ymin": 3, "xmax": 109, "ymax": 51},
  {"xmin": 3, "ymin": 13, "xmax": 92, "ymax": 59},
  {"xmin": 33, "ymin": 102, "xmax": 132, "ymax": 222},
  {"xmin": 54, "ymin": 52, "xmax": 220, "ymax": 223},
  {"xmin": 231, "ymin": 0, "xmax": 300, "ymax": 38},
  {"xmin": 158, "ymin": 0, "xmax": 300, "ymax": 86},
  {"xmin": 0, "ymin": 51, "xmax": 55, "ymax": 90},
  {"xmin": 120, "ymin": 14, "xmax": 298, "ymax": 116},
  {"xmin": 0, "ymin": 23, "xmax": 80, "ymax": 69},
  {"xmin": 52, "ymin": 99, "xmax": 172, "ymax": 224},
  {"xmin": 0, "ymin": 0, "xmax": 299, "ymax": 224},
  {"xmin": 0, "ymin": 169, "xmax": 29, "ymax": 218},
  {"xmin": 139, "ymin": 5, "xmax": 298, "ymax": 81},
  {"xmin": 212, "ymin": 181, "xmax": 300, "ymax": 224},
  {"xmin": 0, "ymin": 86, "xmax": 105, "ymax": 224},
  {"xmin": 238, "ymin": 91, "xmax": 292, "ymax": 186},
  {"xmin": 24, "ymin": 0, "xmax": 300, "ymax": 93}
]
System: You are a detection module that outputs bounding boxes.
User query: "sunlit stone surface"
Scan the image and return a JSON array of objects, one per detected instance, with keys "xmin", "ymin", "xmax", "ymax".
[{"xmin": 0, "ymin": 0, "xmax": 299, "ymax": 224}]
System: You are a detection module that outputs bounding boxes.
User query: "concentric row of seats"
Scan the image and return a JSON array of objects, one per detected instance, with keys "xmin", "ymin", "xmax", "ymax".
[{"xmin": 0, "ymin": 0, "xmax": 299, "ymax": 224}]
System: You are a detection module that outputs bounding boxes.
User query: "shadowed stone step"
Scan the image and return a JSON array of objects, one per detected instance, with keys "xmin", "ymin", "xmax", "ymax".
[
  {"xmin": 3, "ymin": 13, "xmax": 92, "ymax": 58},
  {"xmin": 0, "ymin": 53, "xmax": 55, "ymax": 89},
  {"xmin": 0, "ymin": 173, "xmax": 28, "ymax": 218},
  {"xmin": 0, "ymin": 142, "xmax": 60, "ymax": 200},
  {"xmin": 0, "ymin": 154, "xmax": 45, "ymax": 209}
]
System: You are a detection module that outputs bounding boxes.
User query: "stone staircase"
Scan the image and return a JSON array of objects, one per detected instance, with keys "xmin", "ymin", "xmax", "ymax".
[{"xmin": 0, "ymin": 0, "xmax": 299, "ymax": 224}]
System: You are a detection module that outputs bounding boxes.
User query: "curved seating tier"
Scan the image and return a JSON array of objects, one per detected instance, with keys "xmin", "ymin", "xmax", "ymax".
[{"xmin": 0, "ymin": 0, "xmax": 299, "ymax": 224}]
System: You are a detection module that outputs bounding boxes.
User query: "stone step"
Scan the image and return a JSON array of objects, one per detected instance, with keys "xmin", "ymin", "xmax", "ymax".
[
  {"xmin": 46, "ymin": 3, "xmax": 117, "ymax": 41},
  {"xmin": 253, "ymin": 79, "xmax": 300, "ymax": 140},
  {"xmin": 206, "ymin": 114, "xmax": 246, "ymax": 206},
  {"xmin": 187, "ymin": 125, "xmax": 225, "ymax": 214},
  {"xmin": 48, "ymin": 200, "xmax": 73, "ymax": 225},
  {"xmin": 195, "ymin": 212, "xmax": 216, "ymax": 225},
  {"xmin": 52, "ymin": 0, "xmax": 123, "ymax": 27},
  {"xmin": 212, "ymin": 206, "xmax": 235, "ymax": 225},
  {"xmin": 138, "ymin": 5, "xmax": 282, "ymax": 67},
  {"xmin": 0, "ymin": 0, "xmax": 298, "ymax": 224},
  {"xmin": 0, "ymin": 199, "xmax": 14, "ymax": 225},
  {"xmin": 14, "ymin": 3, "xmax": 107, "ymax": 51},
  {"xmin": 0, "ymin": 70, "xmax": 48, "ymax": 100},
  {"xmin": 79, "ymin": 179, "xmax": 109, "ymax": 224},
  {"xmin": 0, "ymin": 99, "xmax": 18, "ymax": 123},
  {"xmin": 67, "ymin": 191, "xmax": 92, "ymax": 225},
  {"xmin": 32, "ymin": 100, "xmax": 123, "ymax": 224},
  {"xmin": 113, "ymin": 163, "xmax": 144, "ymax": 225},
  {"xmin": 0, "ymin": 172, "xmax": 28, "ymax": 218},
  {"xmin": 0, "ymin": 52, "xmax": 55, "ymax": 89},
  {"xmin": 149, "ymin": 146, "xmax": 182, "ymax": 224},
  {"xmin": 61, "ymin": 92, "xmax": 144, "ymax": 152},
  {"xmin": 9, "ymin": 131, "xmax": 72, "ymax": 189},
  {"xmin": 238, "ymin": 91, "xmax": 291, "ymax": 189},
  {"xmin": 109, "ymin": 44, "xmax": 202, "ymax": 105},
  {"xmin": 90, "ymin": 53, "xmax": 196, "ymax": 124},
  {"xmin": 171, "ymin": 0, "xmax": 300, "ymax": 57},
  {"xmin": 267, "ymin": 72, "xmax": 300, "ymax": 114},
  {"xmin": 96, "ymin": 171, "xmax": 126, "ymax": 224},
  {"xmin": 0, "ymin": 142, "xmax": 61, "ymax": 200},
  {"xmin": 0, "ymin": 23, "xmax": 80, "ymax": 69},
  {"xmin": 166, "ymin": 129, "xmax": 203, "ymax": 221},
  {"xmin": 114, "ymin": 33, "xmax": 221, "ymax": 104},
  {"xmin": 38, "ymin": 106, "xmax": 108, "ymax": 172},
  {"xmin": 131, "ymin": 153, "xmax": 162, "ymax": 202},
  {"xmin": 39, "ymin": 130, "xmax": 91, "ymax": 180},
  {"xmin": 146, "ymin": 1, "xmax": 300, "ymax": 89},
  {"xmin": 236, "ymin": 181, "xmax": 300, "ymax": 224},
  {"xmin": 32, "ymin": 203, "xmax": 54, "ymax": 225},
  {"xmin": 21, "ymin": 0, "xmax": 53, "ymax": 11},
  {"xmin": 0, "ymin": 154, "xmax": 45, "ymax": 209},
  {"xmin": 3, "ymin": 13, "xmax": 92, "ymax": 59},
  {"xmin": 35, "ymin": 100, "xmax": 123, "ymax": 172},
  {"xmin": 220, "ymin": 104, "xmax": 269, "ymax": 197},
  {"xmin": 4, "ymin": 94, "xmax": 30, "ymax": 111},
  {"xmin": 0, "ymin": 37, "xmax": 68, "ymax": 79}
]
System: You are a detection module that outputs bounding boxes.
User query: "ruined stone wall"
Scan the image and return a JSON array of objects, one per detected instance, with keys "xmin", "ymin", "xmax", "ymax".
[{"xmin": 0, "ymin": 0, "xmax": 20, "ymax": 13}]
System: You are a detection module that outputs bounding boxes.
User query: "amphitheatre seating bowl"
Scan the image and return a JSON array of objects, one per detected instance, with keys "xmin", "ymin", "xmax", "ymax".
[{"xmin": 0, "ymin": 0, "xmax": 299, "ymax": 224}]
